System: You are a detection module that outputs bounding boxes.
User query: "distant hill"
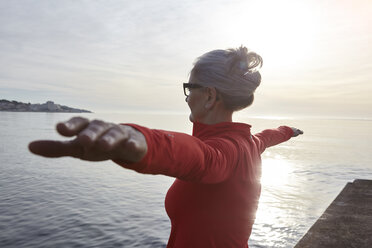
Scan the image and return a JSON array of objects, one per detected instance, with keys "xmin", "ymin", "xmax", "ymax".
[{"xmin": 0, "ymin": 100, "xmax": 92, "ymax": 113}]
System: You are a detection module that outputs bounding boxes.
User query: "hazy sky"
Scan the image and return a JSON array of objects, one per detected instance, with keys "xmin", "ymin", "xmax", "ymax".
[{"xmin": 1, "ymin": 0, "xmax": 371, "ymax": 118}]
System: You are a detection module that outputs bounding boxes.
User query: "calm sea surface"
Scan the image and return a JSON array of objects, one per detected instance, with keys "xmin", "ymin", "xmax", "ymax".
[{"xmin": 1, "ymin": 112, "xmax": 372, "ymax": 248}]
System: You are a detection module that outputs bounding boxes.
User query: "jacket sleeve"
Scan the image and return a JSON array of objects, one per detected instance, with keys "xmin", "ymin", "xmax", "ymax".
[
  {"xmin": 112, "ymin": 124, "xmax": 239, "ymax": 184},
  {"xmin": 254, "ymin": 126, "xmax": 293, "ymax": 153}
]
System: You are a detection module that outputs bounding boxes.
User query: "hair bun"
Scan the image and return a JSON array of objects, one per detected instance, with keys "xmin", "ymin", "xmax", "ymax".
[
  {"xmin": 227, "ymin": 46, "xmax": 262, "ymax": 75},
  {"xmin": 244, "ymin": 70, "xmax": 261, "ymax": 88}
]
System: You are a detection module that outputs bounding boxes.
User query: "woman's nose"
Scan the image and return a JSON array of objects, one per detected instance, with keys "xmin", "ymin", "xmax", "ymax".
[{"xmin": 185, "ymin": 96, "xmax": 189, "ymax": 102}]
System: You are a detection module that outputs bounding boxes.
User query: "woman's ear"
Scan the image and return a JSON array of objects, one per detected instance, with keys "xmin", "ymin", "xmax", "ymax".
[{"xmin": 205, "ymin": 87, "xmax": 218, "ymax": 109}]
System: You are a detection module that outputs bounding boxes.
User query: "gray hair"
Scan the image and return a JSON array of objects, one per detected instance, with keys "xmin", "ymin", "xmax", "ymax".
[{"xmin": 190, "ymin": 46, "xmax": 263, "ymax": 111}]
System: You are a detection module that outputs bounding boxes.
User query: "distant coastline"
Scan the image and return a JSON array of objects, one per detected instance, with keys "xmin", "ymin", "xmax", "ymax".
[{"xmin": 0, "ymin": 99, "xmax": 92, "ymax": 113}]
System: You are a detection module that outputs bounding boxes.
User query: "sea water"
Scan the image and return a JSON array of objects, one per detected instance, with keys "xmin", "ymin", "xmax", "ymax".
[{"xmin": 1, "ymin": 112, "xmax": 371, "ymax": 248}]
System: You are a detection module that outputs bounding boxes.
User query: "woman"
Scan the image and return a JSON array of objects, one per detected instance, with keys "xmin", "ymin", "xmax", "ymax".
[{"xmin": 29, "ymin": 46, "xmax": 303, "ymax": 248}]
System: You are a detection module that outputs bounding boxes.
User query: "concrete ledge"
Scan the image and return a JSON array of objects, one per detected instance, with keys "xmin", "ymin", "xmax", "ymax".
[{"xmin": 295, "ymin": 179, "xmax": 372, "ymax": 248}]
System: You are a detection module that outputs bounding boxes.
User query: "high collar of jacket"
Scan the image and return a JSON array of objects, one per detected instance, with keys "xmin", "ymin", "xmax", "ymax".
[{"xmin": 192, "ymin": 121, "xmax": 252, "ymax": 139}]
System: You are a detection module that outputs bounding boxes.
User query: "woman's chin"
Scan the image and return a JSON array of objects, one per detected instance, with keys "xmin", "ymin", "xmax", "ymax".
[{"xmin": 189, "ymin": 114, "xmax": 195, "ymax": 123}]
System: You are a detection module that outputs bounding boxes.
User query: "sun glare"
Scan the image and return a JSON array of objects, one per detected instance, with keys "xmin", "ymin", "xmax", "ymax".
[
  {"xmin": 214, "ymin": 0, "xmax": 323, "ymax": 70},
  {"xmin": 261, "ymin": 157, "xmax": 292, "ymax": 187}
]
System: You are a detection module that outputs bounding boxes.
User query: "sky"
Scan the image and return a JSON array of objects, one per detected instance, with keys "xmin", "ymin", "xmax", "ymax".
[{"xmin": 0, "ymin": 0, "xmax": 371, "ymax": 118}]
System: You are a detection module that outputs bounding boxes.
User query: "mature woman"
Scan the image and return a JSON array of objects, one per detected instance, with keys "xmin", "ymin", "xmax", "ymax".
[{"xmin": 29, "ymin": 46, "xmax": 303, "ymax": 248}]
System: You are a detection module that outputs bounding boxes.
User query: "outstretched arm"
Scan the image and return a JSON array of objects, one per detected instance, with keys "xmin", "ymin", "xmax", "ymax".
[
  {"xmin": 254, "ymin": 126, "xmax": 303, "ymax": 153},
  {"xmin": 28, "ymin": 116, "xmax": 148, "ymax": 163},
  {"xmin": 29, "ymin": 117, "xmax": 240, "ymax": 183}
]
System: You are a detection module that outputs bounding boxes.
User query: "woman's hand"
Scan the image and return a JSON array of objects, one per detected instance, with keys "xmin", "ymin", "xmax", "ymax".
[
  {"xmin": 291, "ymin": 127, "xmax": 304, "ymax": 137},
  {"xmin": 28, "ymin": 117, "xmax": 147, "ymax": 163}
]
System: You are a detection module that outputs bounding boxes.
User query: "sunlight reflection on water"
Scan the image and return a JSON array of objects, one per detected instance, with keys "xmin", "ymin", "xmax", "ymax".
[
  {"xmin": 1, "ymin": 112, "xmax": 372, "ymax": 248},
  {"xmin": 260, "ymin": 157, "xmax": 292, "ymax": 187},
  {"xmin": 253, "ymin": 157, "xmax": 301, "ymax": 247}
]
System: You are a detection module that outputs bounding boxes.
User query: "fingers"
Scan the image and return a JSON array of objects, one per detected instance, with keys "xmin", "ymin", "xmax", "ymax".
[
  {"xmin": 96, "ymin": 125, "xmax": 130, "ymax": 151},
  {"xmin": 296, "ymin": 128, "xmax": 304, "ymax": 135},
  {"xmin": 77, "ymin": 119, "xmax": 113, "ymax": 147},
  {"xmin": 58, "ymin": 119, "xmax": 132, "ymax": 154},
  {"xmin": 57, "ymin": 117, "xmax": 90, "ymax": 137},
  {"xmin": 57, "ymin": 118, "xmax": 114, "ymax": 147},
  {"xmin": 28, "ymin": 139, "xmax": 83, "ymax": 158},
  {"xmin": 291, "ymin": 127, "xmax": 304, "ymax": 137}
]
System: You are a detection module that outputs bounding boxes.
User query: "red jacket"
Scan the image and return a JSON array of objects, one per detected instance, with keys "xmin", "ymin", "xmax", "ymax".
[{"xmin": 114, "ymin": 121, "xmax": 293, "ymax": 248}]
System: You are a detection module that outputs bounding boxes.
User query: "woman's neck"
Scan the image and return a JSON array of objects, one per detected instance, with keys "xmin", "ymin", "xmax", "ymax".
[{"xmin": 198, "ymin": 109, "xmax": 233, "ymax": 125}]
